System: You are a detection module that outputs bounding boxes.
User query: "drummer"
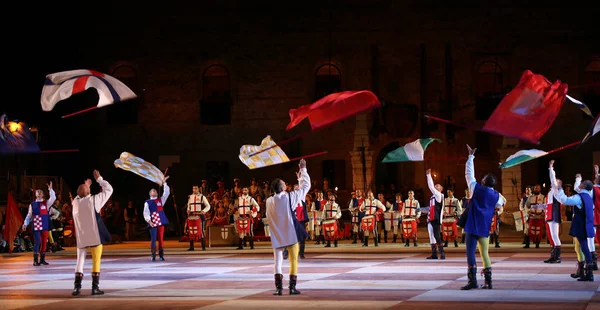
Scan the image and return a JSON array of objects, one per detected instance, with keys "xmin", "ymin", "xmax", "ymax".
[
  {"xmin": 187, "ymin": 185, "xmax": 211, "ymax": 251},
  {"xmin": 321, "ymin": 192, "xmax": 342, "ymax": 247},
  {"xmin": 402, "ymin": 190, "xmax": 422, "ymax": 247},
  {"xmin": 359, "ymin": 191, "xmax": 386, "ymax": 247}
]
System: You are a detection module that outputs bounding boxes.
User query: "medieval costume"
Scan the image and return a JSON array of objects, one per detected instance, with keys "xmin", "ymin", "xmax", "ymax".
[
  {"xmin": 519, "ymin": 187, "xmax": 532, "ymax": 245},
  {"xmin": 460, "ymin": 154, "xmax": 505, "ymax": 291},
  {"xmin": 143, "ymin": 183, "xmax": 171, "ymax": 261},
  {"xmin": 348, "ymin": 190, "xmax": 365, "ymax": 244},
  {"xmin": 525, "ymin": 187, "xmax": 545, "ymax": 248},
  {"xmin": 187, "ymin": 189, "xmax": 211, "ymax": 251},
  {"xmin": 235, "ymin": 189, "xmax": 260, "ymax": 250},
  {"xmin": 426, "ymin": 171, "xmax": 446, "ymax": 260},
  {"xmin": 489, "ymin": 196, "xmax": 504, "ymax": 248},
  {"xmin": 359, "ymin": 192, "xmax": 386, "ymax": 247},
  {"xmin": 23, "ymin": 183, "xmax": 57, "ymax": 266},
  {"xmin": 575, "ymin": 175, "xmax": 600, "ymax": 270},
  {"xmin": 266, "ymin": 164, "xmax": 310, "ymax": 296},
  {"xmin": 295, "ymin": 196, "xmax": 310, "ymax": 258},
  {"xmin": 545, "ymin": 168, "xmax": 563, "ymax": 264},
  {"xmin": 378, "ymin": 193, "xmax": 390, "ymax": 243},
  {"xmin": 71, "ymin": 173, "xmax": 113, "ymax": 296},
  {"xmin": 402, "ymin": 191, "xmax": 421, "ymax": 247},
  {"xmin": 310, "ymin": 192, "xmax": 326, "ymax": 245},
  {"xmin": 442, "ymin": 190, "xmax": 462, "ymax": 248},
  {"xmin": 322, "ymin": 193, "xmax": 342, "ymax": 247},
  {"xmin": 386, "ymin": 193, "xmax": 404, "ymax": 243},
  {"xmin": 553, "ymin": 173, "xmax": 595, "ymax": 282}
]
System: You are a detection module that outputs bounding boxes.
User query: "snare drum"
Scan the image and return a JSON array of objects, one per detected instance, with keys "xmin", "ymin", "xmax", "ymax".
[
  {"xmin": 187, "ymin": 217, "xmax": 203, "ymax": 240},
  {"xmin": 236, "ymin": 218, "xmax": 252, "ymax": 235},
  {"xmin": 322, "ymin": 219, "xmax": 339, "ymax": 240},
  {"xmin": 361, "ymin": 215, "xmax": 376, "ymax": 232}
]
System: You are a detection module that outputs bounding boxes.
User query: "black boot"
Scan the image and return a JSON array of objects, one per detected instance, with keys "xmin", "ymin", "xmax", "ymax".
[
  {"xmin": 237, "ymin": 238, "xmax": 244, "ymax": 250},
  {"xmin": 159, "ymin": 249, "xmax": 165, "ymax": 261},
  {"xmin": 454, "ymin": 240, "xmax": 459, "ymax": 248},
  {"xmin": 444, "ymin": 240, "xmax": 448, "ymax": 248},
  {"xmin": 315, "ymin": 234, "xmax": 321, "ymax": 245},
  {"xmin": 393, "ymin": 234, "xmax": 397, "ymax": 243},
  {"xmin": 405, "ymin": 239, "xmax": 410, "ymax": 247},
  {"xmin": 480, "ymin": 267, "xmax": 492, "ymax": 289},
  {"xmin": 249, "ymin": 237, "xmax": 255, "ymax": 250},
  {"xmin": 243, "ymin": 236, "xmax": 248, "ymax": 247},
  {"xmin": 438, "ymin": 243, "xmax": 446, "ymax": 260},
  {"xmin": 283, "ymin": 248, "xmax": 289, "ymax": 260},
  {"xmin": 352, "ymin": 232, "xmax": 357, "ymax": 244},
  {"xmin": 151, "ymin": 249, "xmax": 156, "ymax": 262},
  {"xmin": 201, "ymin": 239, "xmax": 206, "ymax": 251},
  {"xmin": 460, "ymin": 234, "xmax": 465, "ymax": 244},
  {"xmin": 187, "ymin": 240, "xmax": 195, "ymax": 251},
  {"xmin": 91, "ymin": 272, "xmax": 104, "ymax": 295},
  {"xmin": 544, "ymin": 247, "xmax": 555, "ymax": 263},
  {"xmin": 72, "ymin": 272, "xmax": 83, "ymax": 296},
  {"xmin": 334, "ymin": 240, "xmax": 338, "ymax": 247},
  {"xmin": 374, "ymin": 233, "xmax": 379, "ymax": 247},
  {"xmin": 401, "ymin": 234, "xmax": 405, "ymax": 243},
  {"xmin": 593, "ymin": 252, "xmax": 598, "ymax": 270},
  {"xmin": 571, "ymin": 261, "xmax": 585, "ymax": 279},
  {"xmin": 273, "ymin": 274, "xmax": 283, "ymax": 295},
  {"xmin": 289, "ymin": 275, "xmax": 301, "ymax": 295},
  {"xmin": 522, "ymin": 235, "xmax": 527, "ymax": 244},
  {"xmin": 460, "ymin": 266, "xmax": 478, "ymax": 290},
  {"xmin": 414, "ymin": 238, "xmax": 418, "ymax": 247},
  {"xmin": 384, "ymin": 231, "xmax": 388, "ymax": 243},
  {"xmin": 578, "ymin": 263, "xmax": 595, "ymax": 282},
  {"xmin": 494, "ymin": 236, "xmax": 500, "ymax": 248},
  {"xmin": 550, "ymin": 247, "xmax": 562, "ymax": 264},
  {"xmin": 523, "ymin": 235, "xmax": 530, "ymax": 248},
  {"xmin": 299, "ymin": 242, "xmax": 306, "ymax": 259},
  {"xmin": 426, "ymin": 244, "xmax": 438, "ymax": 259},
  {"xmin": 535, "ymin": 242, "xmax": 540, "ymax": 249},
  {"xmin": 39, "ymin": 253, "xmax": 49, "ymax": 265},
  {"xmin": 33, "ymin": 253, "xmax": 40, "ymax": 266},
  {"xmin": 324, "ymin": 240, "xmax": 331, "ymax": 248},
  {"xmin": 362, "ymin": 236, "xmax": 369, "ymax": 247}
]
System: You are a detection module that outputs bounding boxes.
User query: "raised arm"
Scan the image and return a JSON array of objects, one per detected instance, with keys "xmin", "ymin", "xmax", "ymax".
[
  {"xmin": 549, "ymin": 160, "xmax": 559, "ymax": 189},
  {"xmin": 574, "ymin": 174, "xmax": 582, "ymax": 193},
  {"xmin": 161, "ymin": 183, "xmax": 170, "ymax": 204},
  {"xmin": 426, "ymin": 171, "xmax": 443, "ymax": 203},
  {"xmin": 202, "ymin": 195, "xmax": 211, "ymax": 213},
  {"xmin": 554, "ymin": 188, "xmax": 582, "ymax": 208},
  {"xmin": 292, "ymin": 159, "xmax": 311, "ymax": 208},
  {"xmin": 47, "ymin": 182, "xmax": 56, "ymax": 208},
  {"xmin": 92, "ymin": 171, "xmax": 113, "ymax": 213}
]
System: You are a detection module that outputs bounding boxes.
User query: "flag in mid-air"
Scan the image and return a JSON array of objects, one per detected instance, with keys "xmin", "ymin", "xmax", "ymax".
[
  {"xmin": 239, "ymin": 136, "xmax": 290, "ymax": 169},
  {"xmin": 114, "ymin": 152, "xmax": 166, "ymax": 185},
  {"xmin": 382, "ymin": 138, "xmax": 441, "ymax": 163},
  {"xmin": 41, "ymin": 69, "xmax": 137, "ymax": 112},
  {"xmin": 499, "ymin": 149, "xmax": 548, "ymax": 169}
]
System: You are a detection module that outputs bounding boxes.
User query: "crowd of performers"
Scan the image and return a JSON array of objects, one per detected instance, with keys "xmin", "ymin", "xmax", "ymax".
[{"xmin": 17, "ymin": 156, "xmax": 600, "ymax": 295}]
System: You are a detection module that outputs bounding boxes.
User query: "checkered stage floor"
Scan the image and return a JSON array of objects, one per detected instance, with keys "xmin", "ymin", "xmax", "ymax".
[{"xmin": 1, "ymin": 251, "xmax": 600, "ymax": 310}]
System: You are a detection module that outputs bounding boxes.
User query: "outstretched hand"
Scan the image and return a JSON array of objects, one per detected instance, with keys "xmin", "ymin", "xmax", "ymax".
[
  {"xmin": 299, "ymin": 158, "xmax": 306, "ymax": 169},
  {"xmin": 576, "ymin": 173, "xmax": 582, "ymax": 179},
  {"xmin": 47, "ymin": 181, "xmax": 53, "ymax": 190},
  {"xmin": 93, "ymin": 170, "xmax": 101, "ymax": 181},
  {"xmin": 426, "ymin": 169, "xmax": 432, "ymax": 175},
  {"xmin": 163, "ymin": 175, "xmax": 170, "ymax": 185},
  {"xmin": 467, "ymin": 144, "xmax": 477, "ymax": 156},
  {"xmin": 549, "ymin": 160, "xmax": 555, "ymax": 168},
  {"xmin": 84, "ymin": 179, "xmax": 92, "ymax": 187}
]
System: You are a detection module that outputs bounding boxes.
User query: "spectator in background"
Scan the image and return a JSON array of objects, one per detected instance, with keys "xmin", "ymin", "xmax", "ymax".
[{"xmin": 124, "ymin": 201, "xmax": 137, "ymax": 241}]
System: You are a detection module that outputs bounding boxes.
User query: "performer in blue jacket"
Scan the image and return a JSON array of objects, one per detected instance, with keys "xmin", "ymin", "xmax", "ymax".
[{"xmin": 461, "ymin": 145, "xmax": 506, "ymax": 290}]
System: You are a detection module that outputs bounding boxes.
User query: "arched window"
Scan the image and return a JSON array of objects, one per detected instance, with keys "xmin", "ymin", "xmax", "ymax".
[
  {"xmin": 201, "ymin": 65, "xmax": 231, "ymax": 125},
  {"xmin": 107, "ymin": 64, "xmax": 140, "ymax": 124},
  {"xmin": 315, "ymin": 64, "xmax": 341, "ymax": 100}
]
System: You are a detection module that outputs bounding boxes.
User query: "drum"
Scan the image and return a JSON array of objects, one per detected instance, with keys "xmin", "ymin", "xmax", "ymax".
[
  {"xmin": 361, "ymin": 215, "xmax": 376, "ymax": 232},
  {"xmin": 187, "ymin": 217, "xmax": 203, "ymax": 240},
  {"xmin": 402, "ymin": 218, "xmax": 417, "ymax": 239},
  {"xmin": 236, "ymin": 218, "xmax": 252, "ymax": 235},
  {"xmin": 322, "ymin": 219, "xmax": 339, "ymax": 240},
  {"xmin": 442, "ymin": 221, "xmax": 458, "ymax": 239},
  {"xmin": 376, "ymin": 210, "xmax": 385, "ymax": 222},
  {"xmin": 384, "ymin": 212, "xmax": 393, "ymax": 231}
]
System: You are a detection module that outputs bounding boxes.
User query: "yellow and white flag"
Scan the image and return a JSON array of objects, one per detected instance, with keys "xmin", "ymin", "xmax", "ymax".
[
  {"xmin": 239, "ymin": 136, "xmax": 290, "ymax": 169},
  {"xmin": 114, "ymin": 152, "xmax": 166, "ymax": 185}
]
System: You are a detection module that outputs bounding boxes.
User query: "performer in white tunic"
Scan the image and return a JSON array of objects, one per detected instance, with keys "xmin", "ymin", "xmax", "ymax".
[
  {"xmin": 266, "ymin": 159, "xmax": 310, "ymax": 296},
  {"xmin": 348, "ymin": 190, "xmax": 365, "ymax": 244},
  {"xmin": 235, "ymin": 188, "xmax": 260, "ymax": 250},
  {"xmin": 321, "ymin": 192, "xmax": 342, "ymax": 247},
  {"xmin": 519, "ymin": 186, "xmax": 532, "ymax": 245},
  {"xmin": 310, "ymin": 191, "xmax": 326, "ymax": 245},
  {"xmin": 525, "ymin": 185, "xmax": 546, "ymax": 248},
  {"xmin": 71, "ymin": 170, "xmax": 113, "ymax": 296},
  {"xmin": 187, "ymin": 185, "xmax": 211, "ymax": 251},
  {"xmin": 359, "ymin": 191, "xmax": 386, "ymax": 247},
  {"xmin": 426, "ymin": 169, "xmax": 446, "ymax": 260},
  {"xmin": 386, "ymin": 193, "xmax": 404, "ymax": 243},
  {"xmin": 402, "ymin": 191, "xmax": 421, "ymax": 247},
  {"xmin": 442, "ymin": 189, "xmax": 462, "ymax": 248}
]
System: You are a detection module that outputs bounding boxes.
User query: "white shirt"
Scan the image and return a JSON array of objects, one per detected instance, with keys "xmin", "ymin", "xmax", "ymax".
[
  {"xmin": 266, "ymin": 168, "xmax": 310, "ymax": 249},
  {"xmin": 187, "ymin": 193, "xmax": 211, "ymax": 213},
  {"xmin": 72, "ymin": 177, "xmax": 113, "ymax": 248},
  {"xmin": 24, "ymin": 189, "xmax": 57, "ymax": 226},
  {"xmin": 465, "ymin": 155, "xmax": 505, "ymax": 207}
]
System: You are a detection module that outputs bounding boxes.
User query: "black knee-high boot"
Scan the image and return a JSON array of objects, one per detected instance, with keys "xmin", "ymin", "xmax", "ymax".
[
  {"xmin": 426, "ymin": 244, "xmax": 438, "ymax": 259},
  {"xmin": 544, "ymin": 247, "xmax": 555, "ymax": 263},
  {"xmin": 201, "ymin": 238, "xmax": 206, "ymax": 251},
  {"xmin": 363, "ymin": 236, "xmax": 369, "ymax": 247},
  {"xmin": 289, "ymin": 275, "xmax": 301, "ymax": 295},
  {"xmin": 159, "ymin": 249, "xmax": 165, "ymax": 261},
  {"xmin": 523, "ymin": 235, "xmax": 530, "ymax": 248},
  {"xmin": 151, "ymin": 249, "xmax": 156, "ymax": 262},
  {"xmin": 237, "ymin": 238, "xmax": 244, "ymax": 250},
  {"xmin": 249, "ymin": 236, "xmax": 255, "ymax": 249},
  {"xmin": 460, "ymin": 266, "xmax": 478, "ymax": 290},
  {"xmin": 438, "ymin": 243, "xmax": 446, "ymax": 260},
  {"xmin": 299, "ymin": 241, "xmax": 306, "ymax": 259},
  {"xmin": 480, "ymin": 267, "xmax": 492, "ymax": 289},
  {"xmin": 273, "ymin": 274, "xmax": 283, "ymax": 295},
  {"xmin": 571, "ymin": 261, "xmax": 584, "ymax": 278},
  {"xmin": 188, "ymin": 240, "xmax": 195, "ymax": 251},
  {"xmin": 91, "ymin": 272, "xmax": 104, "ymax": 295},
  {"xmin": 72, "ymin": 272, "xmax": 83, "ymax": 296},
  {"xmin": 592, "ymin": 252, "xmax": 598, "ymax": 270},
  {"xmin": 383, "ymin": 230, "xmax": 388, "ymax": 243}
]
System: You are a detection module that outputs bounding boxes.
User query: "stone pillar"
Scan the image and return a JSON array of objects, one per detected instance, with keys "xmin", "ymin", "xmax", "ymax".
[
  {"xmin": 497, "ymin": 137, "xmax": 522, "ymax": 227},
  {"xmin": 350, "ymin": 114, "xmax": 374, "ymax": 192}
]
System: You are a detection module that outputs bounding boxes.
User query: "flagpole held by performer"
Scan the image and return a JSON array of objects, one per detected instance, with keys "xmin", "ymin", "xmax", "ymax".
[
  {"xmin": 143, "ymin": 175, "xmax": 171, "ymax": 261},
  {"xmin": 71, "ymin": 170, "xmax": 113, "ymax": 296},
  {"xmin": 266, "ymin": 158, "xmax": 310, "ymax": 296}
]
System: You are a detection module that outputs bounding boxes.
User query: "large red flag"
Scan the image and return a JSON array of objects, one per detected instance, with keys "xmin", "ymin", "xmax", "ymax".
[
  {"xmin": 482, "ymin": 70, "xmax": 568, "ymax": 144},
  {"xmin": 286, "ymin": 90, "xmax": 380, "ymax": 131},
  {"xmin": 2, "ymin": 192, "xmax": 23, "ymax": 254}
]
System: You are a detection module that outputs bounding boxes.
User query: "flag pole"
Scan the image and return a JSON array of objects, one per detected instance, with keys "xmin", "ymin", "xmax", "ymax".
[
  {"xmin": 248, "ymin": 131, "xmax": 313, "ymax": 157},
  {"xmin": 424, "ymin": 114, "xmax": 482, "ymax": 132},
  {"xmin": 61, "ymin": 106, "xmax": 99, "ymax": 119},
  {"xmin": 40, "ymin": 149, "xmax": 80, "ymax": 153},
  {"xmin": 545, "ymin": 141, "xmax": 580, "ymax": 155},
  {"xmin": 287, "ymin": 151, "xmax": 328, "ymax": 162}
]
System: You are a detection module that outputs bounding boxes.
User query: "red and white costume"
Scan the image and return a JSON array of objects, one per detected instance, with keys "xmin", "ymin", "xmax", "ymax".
[
  {"xmin": 402, "ymin": 198, "xmax": 421, "ymax": 240},
  {"xmin": 442, "ymin": 197, "xmax": 462, "ymax": 242}
]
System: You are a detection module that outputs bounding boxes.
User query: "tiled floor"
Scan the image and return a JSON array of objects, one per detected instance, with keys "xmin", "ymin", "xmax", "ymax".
[{"xmin": 0, "ymin": 250, "xmax": 598, "ymax": 309}]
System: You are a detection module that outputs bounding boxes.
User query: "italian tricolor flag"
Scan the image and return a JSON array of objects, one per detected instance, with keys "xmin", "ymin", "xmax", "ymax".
[
  {"xmin": 500, "ymin": 149, "xmax": 548, "ymax": 169},
  {"xmin": 382, "ymin": 138, "xmax": 441, "ymax": 163}
]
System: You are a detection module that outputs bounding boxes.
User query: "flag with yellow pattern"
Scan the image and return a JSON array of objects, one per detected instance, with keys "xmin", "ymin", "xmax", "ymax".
[
  {"xmin": 239, "ymin": 136, "xmax": 290, "ymax": 169},
  {"xmin": 114, "ymin": 152, "xmax": 166, "ymax": 185}
]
